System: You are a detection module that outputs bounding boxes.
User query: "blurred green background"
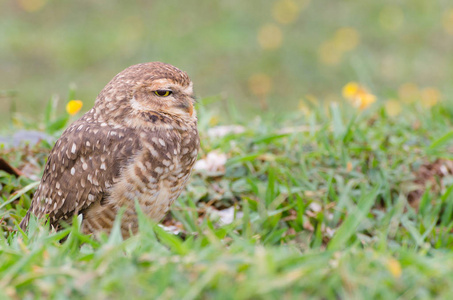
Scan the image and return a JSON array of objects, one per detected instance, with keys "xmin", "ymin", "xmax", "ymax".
[{"xmin": 1, "ymin": 0, "xmax": 453, "ymax": 127}]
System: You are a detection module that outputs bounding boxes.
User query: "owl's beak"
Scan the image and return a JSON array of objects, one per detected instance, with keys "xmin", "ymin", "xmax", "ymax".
[
  {"xmin": 187, "ymin": 103, "xmax": 194, "ymax": 116},
  {"xmin": 176, "ymin": 99, "xmax": 194, "ymax": 116}
]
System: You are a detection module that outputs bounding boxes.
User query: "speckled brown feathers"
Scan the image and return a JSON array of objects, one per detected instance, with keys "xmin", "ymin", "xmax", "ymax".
[{"xmin": 20, "ymin": 62, "xmax": 199, "ymax": 237}]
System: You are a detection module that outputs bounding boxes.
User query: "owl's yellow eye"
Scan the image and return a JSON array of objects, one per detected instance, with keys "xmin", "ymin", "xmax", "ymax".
[{"xmin": 154, "ymin": 90, "xmax": 172, "ymax": 97}]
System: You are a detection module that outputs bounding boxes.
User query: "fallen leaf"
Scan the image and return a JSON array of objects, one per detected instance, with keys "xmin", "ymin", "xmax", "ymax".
[{"xmin": 194, "ymin": 151, "xmax": 228, "ymax": 175}]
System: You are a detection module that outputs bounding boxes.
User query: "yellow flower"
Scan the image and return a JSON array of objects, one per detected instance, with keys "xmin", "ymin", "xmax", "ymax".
[
  {"xmin": 209, "ymin": 115, "xmax": 219, "ymax": 126},
  {"xmin": 66, "ymin": 100, "xmax": 83, "ymax": 116},
  {"xmin": 342, "ymin": 82, "xmax": 376, "ymax": 110},
  {"xmin": 386, "ymin": 258, "xmax": 402, "ymax": 278},
  {"xmin": 342, "ymin": 82, "xmax": 360, "ymax": 99},
  {"xmin": 356, "ymin": 92, "xmax": 376, "ymax": 110}
]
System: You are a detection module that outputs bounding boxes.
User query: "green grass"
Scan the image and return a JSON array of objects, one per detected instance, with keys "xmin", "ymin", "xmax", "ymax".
[
  {"xmin": 2, "ymin": 97, "xmax": 453, "ymax": 299},
  {"xmin": 2, "ymin": 1, "xmax": 453, "ymax": 298}
]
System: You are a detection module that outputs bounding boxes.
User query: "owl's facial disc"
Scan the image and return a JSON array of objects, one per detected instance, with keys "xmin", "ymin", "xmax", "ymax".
[
  {"xmin": 147, "ymin": 79, "xmax": 195, "ymax": 117},
  {"xmin": 175, "ymin": 100, "xmax": 194, "ymax": 116}
]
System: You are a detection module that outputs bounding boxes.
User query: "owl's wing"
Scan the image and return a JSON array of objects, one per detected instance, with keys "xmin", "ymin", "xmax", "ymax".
[{"xmin": 20, "ymin": 118, "xmax": 140, "ymax": 230}]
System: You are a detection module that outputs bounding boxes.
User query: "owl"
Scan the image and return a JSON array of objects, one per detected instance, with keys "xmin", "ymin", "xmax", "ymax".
[{"xmin": 20, "ymin": 62, "xmax": 200, "ymax": 237}]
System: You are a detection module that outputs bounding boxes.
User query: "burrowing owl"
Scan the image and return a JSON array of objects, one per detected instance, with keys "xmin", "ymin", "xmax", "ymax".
[{"xmin": 20, "ymin": 62, "xmax": 199, "ymax": 237}]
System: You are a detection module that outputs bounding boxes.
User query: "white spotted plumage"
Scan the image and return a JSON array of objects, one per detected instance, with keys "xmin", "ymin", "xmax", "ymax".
[{"xmin": 20, "ymin": 62, "xmax": 199, "ymax": 237}]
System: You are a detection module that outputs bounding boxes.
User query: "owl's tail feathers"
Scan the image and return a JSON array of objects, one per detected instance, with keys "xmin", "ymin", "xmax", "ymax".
[{"xmin": 19, "ymin": 210, "xmax": 31, "ymax": 231}]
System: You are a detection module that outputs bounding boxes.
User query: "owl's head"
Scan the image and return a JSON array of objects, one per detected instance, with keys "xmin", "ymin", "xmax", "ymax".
[{"xmin": 96, "ymin": 62, "xmax": 196, "ymax": 127}]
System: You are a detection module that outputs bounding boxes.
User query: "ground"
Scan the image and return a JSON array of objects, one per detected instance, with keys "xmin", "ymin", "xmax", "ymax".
[{"xmin": 1, "ymin": 98, "xmax": 453, "ymax": 299}]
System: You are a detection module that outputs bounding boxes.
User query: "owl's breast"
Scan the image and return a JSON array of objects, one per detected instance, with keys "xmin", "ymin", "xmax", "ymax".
[
  {"xmin": 138, "ymin": 176, "xmax": 185, "ymax": 220},
  {"xmin": 100, "ymin": 126, "xmax": 199, "ymax": 227},
  {"xmin": 136, "ymin": 127, "xmax": 199, "ymax": 219}
]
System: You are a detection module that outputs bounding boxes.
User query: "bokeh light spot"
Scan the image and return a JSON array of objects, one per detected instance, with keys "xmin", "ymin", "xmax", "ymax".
[
  {"xmin": 257, "ymin": 24, "xmax": 283, "ymax": 50},
  {"xmin": 318, "ymin": 27, "xmax": 359, "ymax": 65},
  {"xmin": 333, "ymin": 27, "xmax": 360, "ymax": 52},
  {"xmin": 248, "ymin": 73, "xmax": 272, "ymax": 96},
  {"xmin": 398, "ymin": 83, "xmax": 419, "ymax": 103},
  {"xmin": 385, "ymin": 100, "xmax": 402, "ymax": 117},
  {"xmin": 421, "ymin": 87, "xmax": 441, "ymax": 108},
  {"xmin": 298, "ymin": 101, "xmax": 311, "ymax": 115},
  {"xmin": 379, "ymin": 5, "xmax": 404, "ymax": 31},
  {"xmin": 17, "ymin": 0, "xmax": 47, "ymax": 12},
  {"xmin": 346, "ymin": 161, "xmax": 353, "ymax": 172},
  {"xmin": 318, "ymin": 41, "xmax": 343, "ymax": 65},
  {"xmin": 272, "ymin": 0, "xmax": 310, "ymax": 24},
  {"xmin": 443, "ymin": 9, "xmax": 453, "ymax": 35},
  {"xmin": 386, "ymin": 258, "xmax": 402, "ymax": 279}
]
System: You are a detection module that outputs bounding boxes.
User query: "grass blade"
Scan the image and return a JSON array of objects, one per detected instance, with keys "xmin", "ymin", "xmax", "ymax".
[{"xmin": 328, "ymin": 186, "xmax": 379, "ymax": 251}]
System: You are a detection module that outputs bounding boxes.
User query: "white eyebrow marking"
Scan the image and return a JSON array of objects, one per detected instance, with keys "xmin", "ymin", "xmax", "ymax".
[{"xmin": 181, "ymin": 81, "xmax": 194, "ymax": 96}]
